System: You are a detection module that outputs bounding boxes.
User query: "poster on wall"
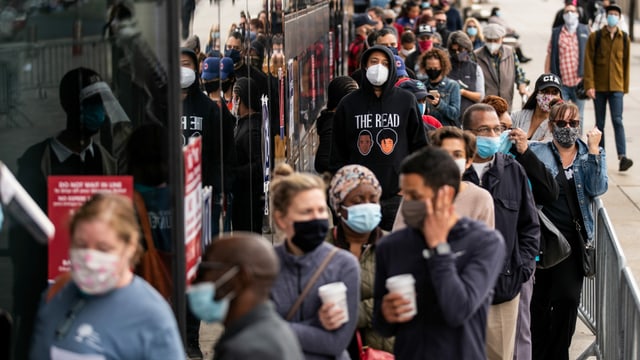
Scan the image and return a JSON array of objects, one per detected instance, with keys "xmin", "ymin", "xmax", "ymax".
[
  {"xmin": 184, "ymin": 136, "xmax": 203, "ymax": 284},
  {"xmin": 47, "ymin": 176, "xmax": 133, "ymax": 281}
]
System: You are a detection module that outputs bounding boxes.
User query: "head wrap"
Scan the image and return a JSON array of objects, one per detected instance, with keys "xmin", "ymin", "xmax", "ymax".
[{"xmin": 329, "ymin": 165, "xmax": 382, "ymax": 212}]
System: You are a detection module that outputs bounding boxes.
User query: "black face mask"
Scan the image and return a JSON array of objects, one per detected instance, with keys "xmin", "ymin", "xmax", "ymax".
[
  {"xmin": 204, "ymin": 81, "xmax": 220, "ymax": 94},
  {"xmin": 291, "ymin": 219, "xmax": 329, "ymax": 253},
  {"xmin": 221, "ymin": 80, "xmax": 233, "ymax": 93},
  {"xmin": 436, "ymin": 22, "xmax": 447, "ymax": 32},
  {"xmin": 426, "ymin": 69, "xmax": 442, "ymax": 80}
]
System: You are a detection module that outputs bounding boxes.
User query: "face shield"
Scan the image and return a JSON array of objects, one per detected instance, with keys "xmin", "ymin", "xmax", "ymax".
[{"xmin": 79, "ymin": 81, "xmax": 130, "ymax": 126}]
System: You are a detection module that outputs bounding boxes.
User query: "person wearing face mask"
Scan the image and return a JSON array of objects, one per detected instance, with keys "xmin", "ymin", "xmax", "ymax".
[
  {"xmin": 397, "ymin": 78, "xmax": 443, "ymax": 131},
  {"xmin": 512, "ymin": 73, "xmax": 564, "ymax": 142},
  {"xmin": 231, "ymin": 78, "xmax": 264, "ymax": 234},
  {"xmin": 418, "ymin": 48, "xmax": 461, "ymax": 127},
  {"xmin": 373, "ymin": 146, "xmax": 505, "ymax": 359},
  {"xmin": 447, "ymin": 31, "xmax": 485, "ymax": 118},
  {"xmin": 591, "ymin": 0, "xmax": 629, "ymax": 32},
  {"xmin": 330, "ymin": 45, "xmax": 428, "ymax": 231},
  {"xmin": 351, "ymin": 28, "xmax": 410, "ymax": 85},
  {"xmin": 545, "ymin": 3, "xmax": 590, "ymax": 125},
  {"xmin": 188, "ymin": 233, "xmax": 304, "ymax": 359},
  {"xmin": 205, "ymin": 24, "xmax": 221, "ymax": 55},
  {"xmin": 474, "ymin": 23, "xmax": 529, "ymax": 112},
  {"xmin": 484, "ymin": 94, "xmax": 560, "ymax": 360},
  {"xmin": 463, "ymin": 17, "xmax": 485, "ymax": 50},
  {"xmin": 462, "ymin": 104, "xmax": 540, "ymax": 360},
  {"xmin": 30, "ymin": 194, "xmax": 184, "ymax": 359},
  {"xmin": 13, "ymin": 68, "xmax": 122, "ymax": 358},
  {"xmin": 327, "ymin": 165, "xmax": 393, "ymax": 358},
  {"xmin": 552, "ymin": 0, "xmax": 590, "ymax": 28},
  {"xmin": 432, "ymin": 10, "xmax": 450, "ymax": 45},
  {"xmin": 529, "ymin": 101, "xmax": 607, "ymax": 359},
  {"xmin": 393, "ymin": 126, "xmax": 494, "ymax": 231},
  {"xmin": 403, "ymin": 22, "xmax": 436, "ymax": 75},
  {"xmin": 270, "ymin": 171, "xmax": 361, "ymax": 360},
  {"xmin": 348, "ymin": 14, "xmax": 377, "ymax": 76},
  {"xmin": 399, "ymin": 30, "xmax": 417, "ymax": 61},
  {"xmin": 584, "ymin": 2, "xmax": 632, "ymax": 171}
]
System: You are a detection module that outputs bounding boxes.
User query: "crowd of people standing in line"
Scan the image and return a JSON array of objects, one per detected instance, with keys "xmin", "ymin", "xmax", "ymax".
[{"xmin": 19, "ymin": 0, "xmax": 628, "ymax": 359}]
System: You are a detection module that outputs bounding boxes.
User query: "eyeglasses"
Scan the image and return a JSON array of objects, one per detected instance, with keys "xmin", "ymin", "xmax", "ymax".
[
  {"xmin": 499, "ymin": 124, "xmax": 513, "ymax": 132},
  {"xmin": 469, "ymin": 126, "xmax": 503, "ymax": 136},
  {"xmin": 552, "ymin": 119, "xmax": 580, "ymax": 128}
]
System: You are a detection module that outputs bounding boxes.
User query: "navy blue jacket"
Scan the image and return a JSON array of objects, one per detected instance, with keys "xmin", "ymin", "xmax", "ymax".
[
  {"xmin": 463, "ymin": 154, "xmax": 540, "ymax": 304},
  {"xmin": 373, "ymin": 218, "xmax": 505, "ymax": 359},
  {"xmin": 550, "ymin": 24, "xmax": 590, "ymax": 79}
]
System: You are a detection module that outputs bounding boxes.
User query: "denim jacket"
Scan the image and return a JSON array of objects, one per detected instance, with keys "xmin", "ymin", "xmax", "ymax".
[
  {"xmin": 424, "ymin": 77, "xmax": 461, "ymax": 127},
  {"xmin": 529, "ymin": 140, "xmax": 608, "ymax": 240}
]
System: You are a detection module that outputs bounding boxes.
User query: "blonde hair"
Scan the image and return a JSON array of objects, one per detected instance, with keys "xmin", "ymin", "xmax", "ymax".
[
  {"xmin": 463, "ymin": 17, "xmax": 484, "ymax": 42},
  {"xmin": 69, "ymin": 193, "xmax": 142, "ymax": 266},
  {"xmin": 270, "ymin": 172, "xmax": 326, "ymax": 216}
]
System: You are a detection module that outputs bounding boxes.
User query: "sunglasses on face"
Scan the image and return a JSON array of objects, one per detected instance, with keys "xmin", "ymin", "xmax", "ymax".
[{"xmin": 552, "ymin": 119, "xmax": 580, "ymax": 128}]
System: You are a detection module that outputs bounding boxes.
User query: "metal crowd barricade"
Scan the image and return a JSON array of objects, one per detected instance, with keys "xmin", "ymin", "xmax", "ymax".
[{"xmin": 577, "ymin": 198, "xmax": 640, "ymax": 359}]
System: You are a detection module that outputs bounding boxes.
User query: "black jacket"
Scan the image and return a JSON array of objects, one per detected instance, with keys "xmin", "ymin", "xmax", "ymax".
[
  {"xmin": 182, "ymin": 87, "xmax": 235, "ymax": 192},
  {"xmin": 463, "ymin": 154, "xmax": 540, "ymax": 304},
  {"xmin": 330, "ymin": 45, "xmax": 428, "ymax": 199},
  {"xmin": 512, "ymin": 146, "xmax": 559, "ymax": 206},
  {"xmin": 314, "ymin": 109, "xmax": 334, "ymax": 174}
]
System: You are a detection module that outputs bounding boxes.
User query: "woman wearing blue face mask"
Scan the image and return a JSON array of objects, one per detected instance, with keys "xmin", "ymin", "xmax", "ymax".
[
  {"xmin": 270, "ymin": 171, "xmax": 361, "ymax": 360},
  {"xmin": 328, "ymin": 165, "xmax": 392, "ymax": 358}
]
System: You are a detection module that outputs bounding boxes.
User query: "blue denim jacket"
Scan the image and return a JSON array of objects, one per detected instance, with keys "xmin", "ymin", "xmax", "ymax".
[
  {"xmin": 529, "ymin": 140, "xmax": 608, "ymax": 240},
  {"xmin": 424, "ymin": 77, "xmax": 461, "ymax": 127}
]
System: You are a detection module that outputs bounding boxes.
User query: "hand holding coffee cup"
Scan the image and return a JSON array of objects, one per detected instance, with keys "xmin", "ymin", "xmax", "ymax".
[
  {"xmin": 383, "ymin": 274, "xmax": 417, "ymax": 322},
  {"xmin": 318, "ymin": 282, "xmax": 349, "ymax": 330}
]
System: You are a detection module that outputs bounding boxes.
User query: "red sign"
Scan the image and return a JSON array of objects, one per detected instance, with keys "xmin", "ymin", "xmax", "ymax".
[
  {"xmin": 47, "ymin": 176, "xmax": 133, "ymax": 281},
  {"xmin": 184, "ymin": 137, "xmax": 203, "ymax": 284}
]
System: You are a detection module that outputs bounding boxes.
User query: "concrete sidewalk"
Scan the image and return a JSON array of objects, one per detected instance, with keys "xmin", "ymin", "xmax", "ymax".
[{"xmin": 497, "ymin": 0, "xmax": 640, "ymax": 358}]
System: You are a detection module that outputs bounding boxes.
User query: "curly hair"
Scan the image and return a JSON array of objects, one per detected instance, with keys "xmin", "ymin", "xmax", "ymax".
[
  {"xmin": 419, "ymin": 48, "xmax": 452, "ymax": 76},
  {"xmin": 481, "ymin": 95, "xmax": 509, "ymax": 117}
]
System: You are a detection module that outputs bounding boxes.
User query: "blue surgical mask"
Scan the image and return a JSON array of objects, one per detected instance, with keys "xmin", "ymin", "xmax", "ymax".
[
  {"xmin": 186, "ymin": 266, "xmax": 238, "ymax": 323},
  {"xmin": 224, "ymin": 49, "xmax": 242, "ymax": 64},
  {"xmin": 607, "ymin": 14, "xmax": 619, "ymax": 27},
  {"xmin": 476, "ymin": 135, "xmax": 501, "ymax": 159},
  {"xmin": 341, "ymin": 203, "xmax": 381, "ymax": 233},
  {"xmin": 81, "ymin": 102, "xmax": 105, "ymax": 132},
  {"xmin": 0, "ymin": 205, "xmax": 4, "ymax": 230},
  {"xmin": 466, "ymin": 27, "xmax": 478, "ymax": 37},
  {"xmin": 418, "ymin": 103, "xmax": 426, "ymax": 116},
  {"xmin": 498, "ymin": 130, "xmax": 513, "ymax": 155}
]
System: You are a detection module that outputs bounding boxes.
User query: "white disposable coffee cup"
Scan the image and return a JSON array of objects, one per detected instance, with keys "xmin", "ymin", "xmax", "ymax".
[
  {"xmin": 386, "ymin": 274, "xmax": 417, "ymax": 318},
  {"xmin": 318, "ymin": 281, "xmax": 349, "ymax": 325}
]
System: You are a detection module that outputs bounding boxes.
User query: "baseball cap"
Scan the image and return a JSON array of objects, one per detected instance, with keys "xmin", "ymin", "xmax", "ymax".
[
  {"xmin": 394, "ymin": 56, "xmax": 408, "ymax": 77},
  {"xmin": 354, "ymin": 14, "xmax": 377, "ymax": 28},
  {"xmin": 220, "ymin": 57, "xmax": 234, "ymax": 80},
  {"xmin": 398, "ymin": 79, "xmax": 434, "ymax": 101},
  {"xmin": 417, "ymin": 24, "xmax": 436, "ymax": 37},
  {"xmin": 201, "ymin": 57, "xmax": 221, "ymax": 81},
  {"xmin": 535, "ymin": 73, "xmax": 562, "ymax": 91},
  {"xmin": 605, "ymin": 3, "xmax": 622, "ymax": 14}
]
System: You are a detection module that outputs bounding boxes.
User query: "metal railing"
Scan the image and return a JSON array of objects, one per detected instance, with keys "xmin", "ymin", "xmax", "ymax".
[{"xmin": 577, "ymin": 198, "xmax": 640, "ymax": 359}]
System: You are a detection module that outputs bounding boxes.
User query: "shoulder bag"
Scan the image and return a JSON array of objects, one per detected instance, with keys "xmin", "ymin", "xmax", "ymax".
[
  {"xmin": 356, "ymin": 330, "xmax": 394, "ymax": 360},
  {"xmin": 553, "ymin": 149, "xmax": 596, "ymax": 278},
  {"xmin": 133, "ymin": 191, "xmax": 174, "ymax": 300},
  {"xmin": 286, "ymin": 247, "xmax": 339, "ymax": 321},
  {"xmin": 537, "ymin": 208, "xmax": 572, "ymax": 269}
]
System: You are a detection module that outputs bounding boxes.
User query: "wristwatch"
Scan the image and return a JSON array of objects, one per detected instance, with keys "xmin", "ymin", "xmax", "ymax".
[{"xmin": 422, "ymin": 243, "xmax": 452, "ymax": 259}]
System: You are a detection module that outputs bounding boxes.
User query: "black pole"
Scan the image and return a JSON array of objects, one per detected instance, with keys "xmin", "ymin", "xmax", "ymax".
[
  {"xmin": 166, "ymin": 0, "xmax": 187, "ymax": 345},
  {"xmin": 629, "ymin": 0, "xmax": 635, "ymax": 41}
]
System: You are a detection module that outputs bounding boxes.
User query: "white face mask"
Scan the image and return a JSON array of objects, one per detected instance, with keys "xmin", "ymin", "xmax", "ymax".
[
  {"xmin": 400, "ymin": 47, "xmax": 416, "ymax": 56},
  {"xmin": 180, "ymin": 66, "xmax": 196, "ymax": 89},
  {"xmin": 485, "ymin": 42, "xmax": 501, "ymax": 54},
  {"xmin": 366, "ymin": 64, "xmax": 389, "ymax": 87},
  {"xmin": 563, "ymin": 12, "xmax": 579, "ymax": 31},
  {"xmin": 70, "ymin": 248, "xmax": 123, "ymax": 295},
  {"xmin": 454, "ymin": 158, "xmax": 467, "ymax": 177}
]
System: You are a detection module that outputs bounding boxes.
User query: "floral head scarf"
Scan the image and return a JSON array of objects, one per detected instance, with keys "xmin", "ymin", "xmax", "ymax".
[{"xmin": 329, "ymin": 165, "xmax": 382, "ymax": 212}]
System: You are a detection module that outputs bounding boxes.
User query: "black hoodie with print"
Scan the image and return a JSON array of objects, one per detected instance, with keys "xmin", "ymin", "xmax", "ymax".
[{"xmin": 329, "ymin": 45, "xmax": 428, "ymax": 199}]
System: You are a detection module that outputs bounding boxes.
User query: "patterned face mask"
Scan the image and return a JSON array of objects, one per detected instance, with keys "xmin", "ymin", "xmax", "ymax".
[
  {"xmin": 536, "ymin": 93, "xmax": 558, "ymax": 112},
  {"xmin": 553, "ymin": 126, "xmax": 580, "ymax": 148}
]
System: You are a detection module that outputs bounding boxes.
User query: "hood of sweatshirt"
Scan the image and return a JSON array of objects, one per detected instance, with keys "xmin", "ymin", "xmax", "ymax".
[{"xmin": 359, "ymin": 45, "xmax": 397, "ymax": 99}]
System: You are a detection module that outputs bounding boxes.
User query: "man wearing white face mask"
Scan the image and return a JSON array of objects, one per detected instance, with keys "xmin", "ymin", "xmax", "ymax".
[
  {"xmin": 474, "ymin": 24, "xmax": 529, "ymax": 112},
  {"xmin": 461, "ymin": 104, "xmax": 540, "ymax": 360},
  {"xmin": 330, "ymin": 45, "xmax": 428, "ymax": 231},
  {"xmin": 545, "ymin": 3, "xmax": 590, "ymax": 122}
]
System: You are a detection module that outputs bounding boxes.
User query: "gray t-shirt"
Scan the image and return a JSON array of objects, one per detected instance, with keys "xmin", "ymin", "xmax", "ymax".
[{"xmin": 30, "ymin": 276, "xmax": 184, "ymax": 360}]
